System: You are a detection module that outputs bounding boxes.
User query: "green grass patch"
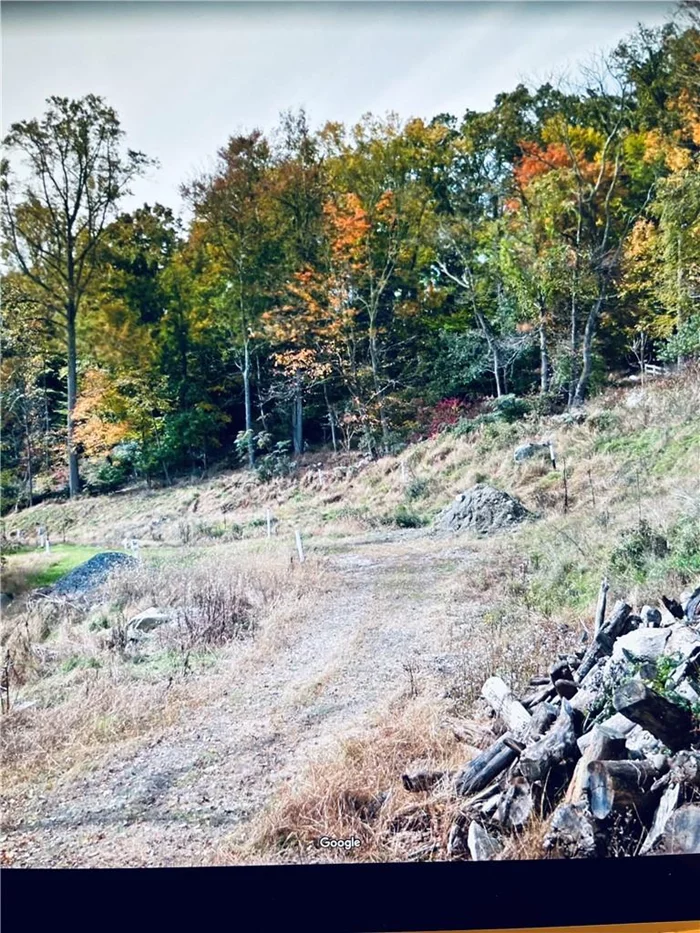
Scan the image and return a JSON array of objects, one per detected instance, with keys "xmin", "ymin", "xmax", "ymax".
[
  {"xmin": 60, "ymin": 654, "xmax": 102, "ymax": 674},
  {"xmin": 3, "ymin": 543, "xmax": 106, "ymax": 593},
  {"xmin": 526, "ymin": 556, "xmax": 600, "ymax": 616},
  {"xmin": 595, "ymin": 422, "xmax": 700, "ymax": 474},
  {"xmin": 130, "ymin": 648, "xmax": 220, "ymax": 679}
]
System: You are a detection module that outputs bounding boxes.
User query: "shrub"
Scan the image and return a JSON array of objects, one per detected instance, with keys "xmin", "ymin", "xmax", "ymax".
[
  {"xmin": 255, "ymin": 441, "xmax": 295, "ymax": 482},
  {"xmin": 393, "ymin": 505, "xmax": 427, "ymax": 528},
  {"xmin": 667, "ymin": 513, "xmax": 700, "ymax": 581},
  {"xmin": 489, "ymin": 393, "xmax": 530, "ymax": 423},
  {"xmin": 405, "ymin": 477, "xmax": 432, "ymax": 502},
  {"xmin": 609, "ymin": 520, "xmax": 669, "ymax": 581},
  {"xmin": 83, "ymin": 459, "xmax": 131, "ymax": 495}
]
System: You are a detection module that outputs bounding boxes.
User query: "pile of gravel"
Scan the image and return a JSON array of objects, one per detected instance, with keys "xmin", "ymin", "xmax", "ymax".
[
  {"xmin": 51, "ymin": 552, "xmax": 137, "ymax": 597},
  {"xmin": 435, "ymin": 483, "xmax": 532, "ymax": 536}
]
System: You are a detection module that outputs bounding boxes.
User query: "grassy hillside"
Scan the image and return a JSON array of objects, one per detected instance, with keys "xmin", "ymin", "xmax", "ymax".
[
  {"xmin": 4, "ymin": 369, "xmax": 700, "ymax": 598},
  {"xmin": 1, "ymin": 370, "xmax": 699, "ymax": 867}
]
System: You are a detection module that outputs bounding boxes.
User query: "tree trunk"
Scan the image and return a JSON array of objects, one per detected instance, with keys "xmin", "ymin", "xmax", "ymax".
[
  {"xmin": 567, "ymin": 209, "xmax": 582, "ymax": 408},
  {"xmin": 256, "ymin": 355, "xmax": 269, "ymax": 433},
  {"xmin": 475, "ymin": 311, "xmax": 503, "ymax": 397},
  {"xmin": 612, "ymin": 681, "xmax": 696, "ymax": 753},
  {"xmin": 66, "ymin": 304, "xmax": 80, "ymax": 497},
  {"xmin": 23, "ymin": 405, "xmax": 34, "ymax": 507},
  {"xmin": 292, "ymin": 380, "xmax": 303, "ymax": 456},
  {"xmin": 519, "ymin": 700, "xmax": 580, "ymax": 786},
  {"xmin": 538, "ymin": 306, "xmax": 550, "ymax": 395},
  {"xmin": 573, "ymin": 292, "xmax": 605, "ymax": 407},
  {"xmin": 369, "ymin": 324, "xmax": 390, "ymax": 454},
  {"xmin": 323, "ymin": 384, "xmax": 337, "ymax": 453},
  {"xmin": 568, "ymin": 291, "xmax": 578, "ymax": 408},
  {"xmin": 564, "ymin": 726, "xmax": 626, "ymax": 806},
  {"xmin": 243, "ymin": 336, "xmax": 254, "ymax": 469},
  {"xmin": 480, "ymin": 676, "xmax": 532, "ymax": 738},
  {"xmin": 587, "ymin": 759, "xmax": 665, "ymax": 821},
  {"xmin": 575, "ymin": 600, "xmax": 632, "ymax": 682},
  {"xmin": 454, "ymin": 736, "xmax": 519, "ymax": 797}
]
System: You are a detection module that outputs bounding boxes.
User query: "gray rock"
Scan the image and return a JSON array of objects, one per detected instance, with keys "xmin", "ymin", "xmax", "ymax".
[
  {"xmin": 467, "ymin": 821, "xmax": 502, "ymax": 861},
  {"xmin": 51, "ymin": 552, "xmax": 138, "ymax": 598},
  {"xmin": 675, "ymin": 680, "xmax": 700, "ymax": 704},
  {"xmin": 625, "ymin": 724, "xmax": 665, "ymax": 758},
  {"xmin": 513, "ymin": 441, "xmax": 552, "ymax": 463},
  {"xmin": 664, "ymin": 624, "xmax": 700, "ymax": 661},
  {"xmin": 543, "ymin": 802, "xmax": 597, "ymax": 858},
  {"xmin": 656, "ymin": 805, "xmax": 700, "ymax": 855},
  {"xmin": 127, "ymin": 607, "xmax": 173, "ymax": 635},
  {"xmin": 611, "ymin": 627, "xmax": 670, "ymax": 663},
  {"xmin": 640, "ymin": 605, "xmax": 662, "ymax": 628},
  {"xmin": 435, "ymin": 483, "xmax": 531, "ymax": 536},
  {"xmin": 577, "ymin": 715, "xmax": 636, "ymax": 753}
]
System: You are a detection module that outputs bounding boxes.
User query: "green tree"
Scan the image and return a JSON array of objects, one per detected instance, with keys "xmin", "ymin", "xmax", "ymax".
[{"xmin": 1, "ymin": 95, "xmax": 153, "ymax": 496}]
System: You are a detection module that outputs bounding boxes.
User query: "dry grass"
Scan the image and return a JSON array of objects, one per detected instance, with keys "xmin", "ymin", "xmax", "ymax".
[
  {"xmin": 2, "ymin": 370, "xmax": 698, "ymax": 863},
  {"xmin": 227, "ymin": 696, "xmax": 471, "ymax": 864},
  {"xmin": 223, "ymin": 692, "xmax": 557, "ymax": 866},
  {"xmin": 1, "ymin": 667, "xmax": 193, "ymax": 791},
  {"xmin": 0, "ymin": 550, "xmax": 325, "ymax": 793}
]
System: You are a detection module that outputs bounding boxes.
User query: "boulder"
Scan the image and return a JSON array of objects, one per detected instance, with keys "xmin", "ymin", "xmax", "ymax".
[
  {"xmin": 625, "ymin": 724, "xmax": 665, "ymax": 758},
  {"xmin": 467, "ymin": 821, "xmax": 503, "ymax": 861},
  {"xmin": 663, "ymin": 624, "xmax": 700, "ymax": 661},
  {"xmin": 127, "ymin": 607, "xmax": 173, "ymax": 636},
  {"xmin": 513, "ymin": 441, "xmax": 552, "ymax": 463},
  {"xmin": 611, "ymin": 627, "xmax": 670, "ymax": 663},
  {"xmin": 656, "ymin": 805, "xmax": 700, "ymax": 855},
  {"xmin": 435, "ymin": 484, "xmax": 531, "ymax": 536}
]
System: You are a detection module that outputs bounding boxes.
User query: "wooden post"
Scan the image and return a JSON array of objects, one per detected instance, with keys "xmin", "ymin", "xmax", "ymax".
[
  {"xmin": 454, "ymin": 736, "xmax": 518, "ymax": 797},
  {"xmin": 44, "ymin": 535, "xmax": 51, "ymax": 554},
  {"xmin": 576, "ymin": 600, "xmax": 632, "ymax": 682},
  {"xmin": 587, "ymin": 759, "xmax": 665, "ymax": 820},
  {"xmin": 295, "ymin": 529, "xmax": 305, "ymax": 563},
  {"xmin": 613, "ymin": 680, "xmax": 695, "ymax": 752},
  {"xmin": 594, "ymin": 577, "xmax": 609, "ymax": 639},
  {"xmin": 266, "ymin": 509, "xmax": 272, "ymax": 539},
  {"xmin": 519, "ymin": 700, "xmax": 579, "ymax": 785},
  {"xmin": 480, "ymin": 676, "xmax": 532, "ymax": 738}
]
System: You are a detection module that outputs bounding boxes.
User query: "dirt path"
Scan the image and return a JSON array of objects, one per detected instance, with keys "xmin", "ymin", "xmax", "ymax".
[{"xmin": 1, "ymin": 533, "xmax": 474, "ymax": 867}]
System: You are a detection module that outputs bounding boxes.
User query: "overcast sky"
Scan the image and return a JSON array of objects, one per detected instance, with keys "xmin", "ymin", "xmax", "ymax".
[{"xmin": 2, "ymin": 1, "xmax": 677, "ymax": 214}]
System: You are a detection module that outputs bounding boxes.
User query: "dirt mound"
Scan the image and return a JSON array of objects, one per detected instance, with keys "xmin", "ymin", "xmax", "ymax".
[
  {"xmin": 51, "ymin": 551, "xmax": 137, "ymax": 597},
  {"xmin": 435, "ymin": 483, "xmax": 531, "ymax": 536}
]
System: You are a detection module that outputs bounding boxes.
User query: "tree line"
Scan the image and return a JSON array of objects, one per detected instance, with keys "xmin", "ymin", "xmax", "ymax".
[{"xmin": 1, "ymin": 15, "xmax": 699, "ymax": 507}]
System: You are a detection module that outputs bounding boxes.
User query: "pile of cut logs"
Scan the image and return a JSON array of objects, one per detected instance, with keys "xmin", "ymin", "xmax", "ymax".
[{"xmin": 402, "ymin": 584, "xmax": 700, "ymax": 859}]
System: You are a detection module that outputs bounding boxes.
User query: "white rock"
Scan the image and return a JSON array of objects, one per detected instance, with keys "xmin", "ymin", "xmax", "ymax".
[
  {"xmin": 127, "ymin": 607, "xmax": 173, "ymax": 634},
  {"xmin": 664, "ymin": 624, "xmax": 700, "ymax": 661},
  {"xmin": 611, "ymin": 627, "xmax": 670, "ymax": 663},
  {"xmin": 467, "ymin": 821, "xmax": 502, "ymax": 861},
  {"xmin": 625, "ymin": 724, "xmax": 664, "ymax": 757},
  {"xmin": 675, "ymin": 680, "xmax": 700, "ymax": 704}
]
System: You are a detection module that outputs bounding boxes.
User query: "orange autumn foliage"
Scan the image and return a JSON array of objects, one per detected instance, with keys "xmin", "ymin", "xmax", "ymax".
[
  {"xmin": 73, "ymin": 369, "xmax": 130, "ymax": 457},
  {"xmin": 514, "ymin": 141, "xmax": 572, "ymax": 188}
]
